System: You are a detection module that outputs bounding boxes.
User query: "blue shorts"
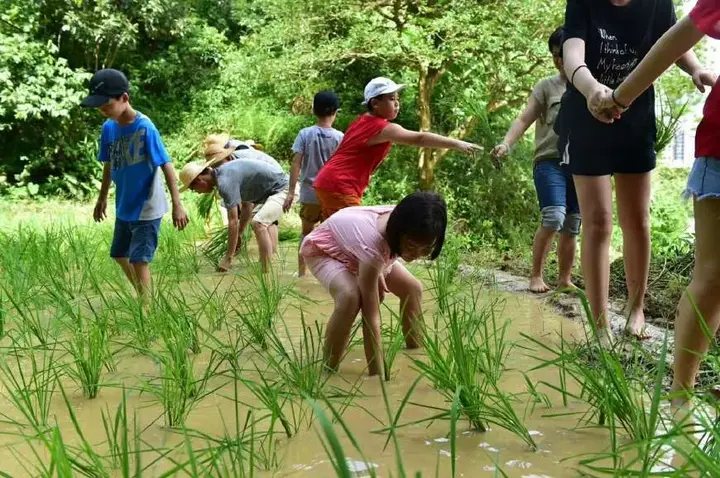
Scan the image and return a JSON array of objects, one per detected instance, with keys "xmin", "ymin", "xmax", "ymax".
[
  {"xmin": 534, "ymin": 159, "xmax": 580, "ymax": 213},
  {"xmin": 110, "ymin": 218, "xmax": 162, "ymax": 264},
  {"xmin": 685, "ymin": 157, "xmax": 720, "ymax": 201}
]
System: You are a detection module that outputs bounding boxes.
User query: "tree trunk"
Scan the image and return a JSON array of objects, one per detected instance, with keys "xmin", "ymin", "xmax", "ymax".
[{"xmin": 417, "ymin": 65, "xmax": 441, "ymax": 191}]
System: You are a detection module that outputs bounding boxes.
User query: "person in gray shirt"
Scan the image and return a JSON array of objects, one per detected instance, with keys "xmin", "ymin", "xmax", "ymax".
[
  {"xmin": 283, "ymin": 90, "xmax": 344, "ymax": 276},
  {"xmin": 180, "ymin": 157, "xmax": 298, "ymax": 272}
]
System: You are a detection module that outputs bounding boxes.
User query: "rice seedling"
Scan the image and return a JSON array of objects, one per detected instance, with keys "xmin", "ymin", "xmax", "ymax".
[
  {"xmin": 62, "ymin": 311, "xmax": 114, "ymax": 399},
  {"xmin": 202, "ymin": 226, "xmax": 252, "ymax": 267},
  {"xmin": 381, "ymin": 304, "xmax": 407, "ymax": 382},
  {"xmin": 265, "ymin": 310, "xmax": 330, "ymax": 399},
  {"xmin": 241, "ymin": 371, "xmax": 299, "ymax": 438},
  {"xmin": 142, "ymin": 325, "xmax": 224, "ymax": 428},
  {"xmin": 523, "ymin": 290, "xmax": 673, "ymax": 450},
  {"xmin": 397, "ymin": 294, "xmax": 537, "ymax": 450},
  {"xmin": 0, "ymin": 336, "xmax": 59, "ymax": 431},
  {"xmin": 2, "ymin": 283, "xmax": 54, "ymax": 346},
  {"xmin": 427, "ymin": 238, "xmax": 462, "ymax": 317},
  {"xmin": 234, "ymin": 266, "xmax": 293, "ymax": 350},
  {"xmin": 194, "ymin": 276, "xmax": 235, "ymax": 332}
]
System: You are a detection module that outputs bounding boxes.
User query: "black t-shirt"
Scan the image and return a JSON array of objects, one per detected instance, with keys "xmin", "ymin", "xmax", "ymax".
[{"xmin": 559, "ymin": 0, "xmax": 676, "ymax": 153}]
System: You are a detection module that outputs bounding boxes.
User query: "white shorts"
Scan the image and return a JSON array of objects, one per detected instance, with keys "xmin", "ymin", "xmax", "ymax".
[{"xmin": 252, "ymin": 184, "xmax": 299, "ymax": 226}]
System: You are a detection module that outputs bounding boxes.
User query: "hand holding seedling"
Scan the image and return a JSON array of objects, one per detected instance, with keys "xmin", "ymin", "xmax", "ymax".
[
  {"xmin": 93, "ymin": 199, "xmax": 107, "ymax": 222},
  {"xmin": 490, "ymin": 143, "xmax": 509, "ymax": 170}
]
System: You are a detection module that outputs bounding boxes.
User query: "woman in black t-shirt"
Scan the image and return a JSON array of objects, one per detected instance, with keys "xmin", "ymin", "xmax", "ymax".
[{"xmin": 561, "ymin": 0, "xmax": 713, "ymax": 342}]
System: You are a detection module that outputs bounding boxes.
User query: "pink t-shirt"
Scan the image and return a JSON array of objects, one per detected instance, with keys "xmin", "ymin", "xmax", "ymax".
[
  {"xmin": 690, "ymin": 0, "xmax": 720, "ymax": 38},
  {"xmin": 300, "ymin": 205, "xmax": 396, "ymax": 275}
]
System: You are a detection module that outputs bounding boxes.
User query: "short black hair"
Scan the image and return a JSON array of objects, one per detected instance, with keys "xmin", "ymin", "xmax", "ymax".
[
  {"xmin": 549, "ymin": 26, "xmax": 564, "ymax": 57},
  {"xmin": 386, "ymin": 192, "xmax": 447, "ymax": 260},
  {"xmin": 313, "ymin": 90, "xmax": 340, "ymax": 117}
]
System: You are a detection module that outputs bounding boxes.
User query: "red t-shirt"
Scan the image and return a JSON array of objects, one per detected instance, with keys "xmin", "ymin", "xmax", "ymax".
[
  {"xmin": 690, "ymin": 0, "xmax": 720, "ymax": 159},
  {"xmin": 313, "ymin": 114, "xmax": 392, "ymax": 197}
]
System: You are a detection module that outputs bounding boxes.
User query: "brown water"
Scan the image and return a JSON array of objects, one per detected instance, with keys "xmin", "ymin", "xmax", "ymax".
[{"xmin": 0, "ymin": 245, "xmax": 623, "ymax": 477}]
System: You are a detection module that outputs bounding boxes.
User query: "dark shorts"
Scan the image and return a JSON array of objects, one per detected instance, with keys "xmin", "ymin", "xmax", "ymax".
[
  {"xmin": 110, "ymin": 218, "xmax": 162, "ymax": 264},
  {"xmin": 299, "ymin": 203, "xmax": 323, "ymax": 223},
  {"xmin": 534, "ymin": 160, "xmax": 580, "ymax": 213},
  {"xmin": 564, "ymin": 138, "xmax": 656, "ymax": 176}
]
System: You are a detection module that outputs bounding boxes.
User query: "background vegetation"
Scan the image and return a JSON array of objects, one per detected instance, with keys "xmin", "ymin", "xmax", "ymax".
[{"xmin": 1, "ymin": 0, "xmax": 706, "ymax": 318}]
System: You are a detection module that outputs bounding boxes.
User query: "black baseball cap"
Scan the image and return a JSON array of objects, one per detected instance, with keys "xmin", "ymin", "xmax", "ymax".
[
  {"xmin": 313, "ymin": 90, "xmax": 340, "ymax": 116},
  {"xmin": 80, "ymin": 69, "xmax": 129, "ymax": 108}
]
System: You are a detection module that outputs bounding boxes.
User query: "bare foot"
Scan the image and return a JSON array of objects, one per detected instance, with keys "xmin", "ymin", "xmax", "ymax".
[
  {"xmin": 529, "ymin": 276, "xmax": 551, "ymax": 293},
  {"xmin": 597, "ymin": 326, "xmax": 615, "ymax": 349},
  {"xmin": 624, "ymin": 309, "xmax": 650, "ymax": 340},
  {"xmin": 556, "ymin": 280, "xmax": 577, "ymax": 293}
]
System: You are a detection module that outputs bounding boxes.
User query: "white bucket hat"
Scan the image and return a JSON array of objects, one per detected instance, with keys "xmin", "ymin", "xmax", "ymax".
[{"xmin": 361, "ymin": 77, "xmax": 405, "ymax": 106}]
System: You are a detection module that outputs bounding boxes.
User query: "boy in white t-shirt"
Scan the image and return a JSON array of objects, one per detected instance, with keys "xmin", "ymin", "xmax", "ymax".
[{"xmin": 284, "ymin": 91, "xmax": 344, "ymax": 276}]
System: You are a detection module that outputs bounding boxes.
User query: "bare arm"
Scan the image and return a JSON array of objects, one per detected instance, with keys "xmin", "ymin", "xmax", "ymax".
[
  {"xmin": 161, "ymin": 162, "xmax": 189, "ymax": 230},
  {"xmin": 615, "ymin": 17, "xmax": 707, "ymax": 106},
  {"xmin": 218, "ymin": 205, "xmax": 241, "ymax": 272},
  {"xmin": 93, "ymin": 163, "xmax": 112, "ymax": 222},
  {"xmin": 358, "ymin": 261, "xmax": 384, "ymax": 377},
  {"xmin": 368, "ymin": 123, "xmax": 481, "ymax": 154},
  {"xmin": 491, "ymin": 95, "xmax": 543, "ymax": 161},
  {"xmin": 284, "ymin": 153, "xmax": 302, "ymax": 212},
  {"xmin": 563, "ymin": 38, "xmax": 601, "ymax": 99}
]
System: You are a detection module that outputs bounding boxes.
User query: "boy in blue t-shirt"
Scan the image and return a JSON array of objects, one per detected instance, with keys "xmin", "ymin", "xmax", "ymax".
[
  {"xmin": 81, "ymin": 69, "xmax": 189, "ymax": 298},
  {"xmin": 283, "ymin": 90, "xmax": 344, "ymax": 276}
]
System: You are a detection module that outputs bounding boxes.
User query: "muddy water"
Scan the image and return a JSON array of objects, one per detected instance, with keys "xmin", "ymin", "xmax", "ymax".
[{"xmin": 0, "ymin": 245, "xmax": 614, "ymax": 477}]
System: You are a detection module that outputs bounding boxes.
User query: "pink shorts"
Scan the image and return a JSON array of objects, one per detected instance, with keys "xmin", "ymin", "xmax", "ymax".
[{"xmin": 305, "ymin": 255, "xmax": 395, "ymax": 291}]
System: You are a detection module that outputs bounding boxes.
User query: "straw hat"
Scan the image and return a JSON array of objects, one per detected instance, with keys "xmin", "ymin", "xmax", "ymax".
[
  {"xmin": 203, "ymin": 134, "xmax": 231, "ymax": 150},
  {"xmin": 203, "ymin": 142, "xmax": 235, "ymax": 168},
  {"xmin": 179, "ymin": 160, "xmax": 214, "ymax": 192}
]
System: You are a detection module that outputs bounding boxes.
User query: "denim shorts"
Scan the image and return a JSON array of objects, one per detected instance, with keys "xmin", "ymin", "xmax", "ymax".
[
  {"xmin": 534, "ymin": 159, "xmax": 580, "ymax": 214},
  {"xmin": 110, "ymin": 218, "xmax": 162, "ymax": 264},
  {"xmin": 685, "ymin": 157, "xmax": 720, "ymax": 201}
]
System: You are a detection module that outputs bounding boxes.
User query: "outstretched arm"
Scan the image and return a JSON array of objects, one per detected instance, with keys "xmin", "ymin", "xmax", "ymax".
[
  {"xmin": 491, "ymin": 95, "xmax": 543, "ymax": 160},
  {"xmin": 369, "ymin": 123, "xmax": 481, "ymax": 154},
  {"xmin": 615, "ymin": 17, "xmax": 710, "ymax": 107}
]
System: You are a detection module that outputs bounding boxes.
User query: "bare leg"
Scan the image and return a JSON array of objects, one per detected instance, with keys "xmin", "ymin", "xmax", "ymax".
[
  {"xmin": 269, "ymin": 223, "xmax": 279, "ymax": 255},
  {"xmin": 252, "ymin": 222, "xmax": 274, "ymax": 272},
  {"xmin": 298, "ymin": 219, "xmax": 316, "ymax": 277},
  {"xmin": 324, "ymin": 272, "xmax": 361, "ymax": 371},
  {"xmin": 671, "ymin": 198, "xmax": 720, "ymax": 404},
  {"xmin": 114, "ymin": 257, "xmax": 137, "ymax": 289},
  {"xmin": 615, "ymin": 173, "xmax": 652, "ymax": 339},
  {"xmin": 131, "ymin": 262, "xmax": 152, "ymax": 299},
  {"xmin": 384, "ymin": 262, "xmax": 424, "ymax": 348},
  {"xmin": 573, "ymin": 175, "xmax": 614, "ymax": 332},
  {"xmin": 557, "ymin": 232, "xmax": 578, "ymax": 289},
  {"xmin": 530, "ymin": 226, "xmax": 556, "ymax": 293}
]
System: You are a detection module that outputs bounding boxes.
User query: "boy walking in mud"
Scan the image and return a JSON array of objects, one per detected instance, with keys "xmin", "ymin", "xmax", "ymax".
[{"xmin": 81, "ymin": 69, "xmax": 189, "ymax": 299}]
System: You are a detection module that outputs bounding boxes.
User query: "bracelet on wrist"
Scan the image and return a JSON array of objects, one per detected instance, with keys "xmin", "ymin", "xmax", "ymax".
[
  {"xmin": 571, "ymin": 64, "xmax": 589, "ymax": 87},
  {"xmin": 611, "ymin": 90, "xmax": 629, "ymax": 110}
]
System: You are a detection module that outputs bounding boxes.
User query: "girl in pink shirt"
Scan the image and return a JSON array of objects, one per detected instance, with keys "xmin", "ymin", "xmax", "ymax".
[{"xmin": 300, "ymin": 192, "xmax": 447, "ymax": 377}]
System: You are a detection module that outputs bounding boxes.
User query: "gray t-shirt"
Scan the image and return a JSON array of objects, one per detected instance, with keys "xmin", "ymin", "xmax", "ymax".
[
  {"xmin": 214, "ymin": 158, "xmax": 289, "ymax": 209},
  {"xmin": 530, "ymin": 75, "xmax": 566, "ymax": 162},
  {"xmin": 291, "ymin": 125, "xmax": 344, "ymax": 204},
  {"xmin": 229, "ymin": 147, "xmax": 283, "ymax": 169}
]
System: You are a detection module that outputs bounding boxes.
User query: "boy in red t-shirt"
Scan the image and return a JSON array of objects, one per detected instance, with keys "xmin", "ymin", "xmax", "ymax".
[
  {"xmin": 603, "ymin": 0, "xmax": 720, "ymax": 404},
  {"xmin": 313, "ymin": 77, "xmax": 482, "ymax": 219}
]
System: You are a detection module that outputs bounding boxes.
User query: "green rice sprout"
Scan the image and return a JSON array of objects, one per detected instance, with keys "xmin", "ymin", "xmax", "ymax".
[
  {"xmin": 142, "ymin": 327, "xmax": 224, "ymax": 428},
  {"xmin": 63, "ymin": 312, "xmax": 114, "ymax": 399},
  {"xmin": 428, "ymin": 238, "xmax": 462, "ymax": 316},
  {"xmin": 381, "ymin": 303, "xmax": 407, "ymax": 382},
  {"xmin": 0, "ymin": 336, "xmax": 59, "ymax": 431}
]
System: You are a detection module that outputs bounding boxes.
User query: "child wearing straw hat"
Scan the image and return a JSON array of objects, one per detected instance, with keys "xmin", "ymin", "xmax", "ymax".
[
  {"xmin": 180, "ymin": 156, "xmax": 298, "ymax": 272},
  {"xmin": 202, "ymin": 135, "xmax": 284, "ymax": 251}
]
